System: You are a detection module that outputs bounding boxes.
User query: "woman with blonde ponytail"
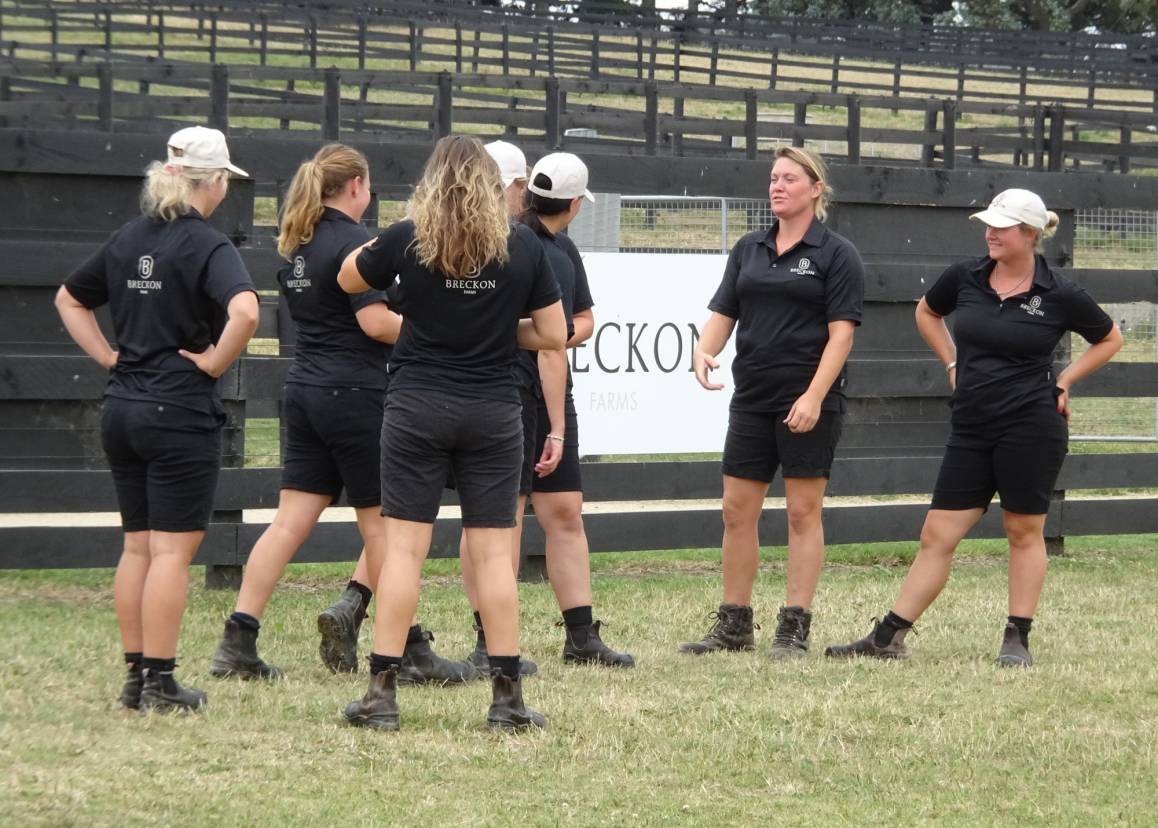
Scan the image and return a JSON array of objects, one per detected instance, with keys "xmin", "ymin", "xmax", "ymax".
[
  {"xmin": 827, "ymin": 188, "xmax": 1123, "ymax": 667},
  {"xmin": 337, "ymin": 135, "xmax": 566, "ymax": 732},
  {"xmin": 207, "ymin": 143, "xmax": 470, "ymax": 684}
]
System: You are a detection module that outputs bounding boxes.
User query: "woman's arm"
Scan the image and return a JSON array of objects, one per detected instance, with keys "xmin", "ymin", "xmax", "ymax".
[
  {"xmin": 517, "ymin": 300, "xmax": 566, "ymax": 352},
  {"xmin": 55, "ymin": 286, "xmax": 118, "ymax": 370},
  {"xmin": 534, "ymin": 348, "xmax": 567, "ymax": 477},
  {"xmin": 337, "ymin": 240, "xmax": 375, "ymax": 294},
  {"xmin": 354, "ymin": 303, "xmax": 403, "ymax": 344},
  {"xmin": 179, "ymin": 291, "xmax": 260, "ymax": 378},
  {"xmin": 568, "ymin": 308, "xmax": 594, "ymax": 347},
  {"xmin": 915, "ymin": 296, "xmax": 958, "ymax": 390},
  {"xmin": 784, "ymin": 319, "xmax": 856, "ymax": 434},
  {"xmin": 692, "ymin": 312, "xmax": 737, "ymax": 391},
  {"xmin": 1055, "ymin": 325, "xmax": 1124, "ymax": 420}
]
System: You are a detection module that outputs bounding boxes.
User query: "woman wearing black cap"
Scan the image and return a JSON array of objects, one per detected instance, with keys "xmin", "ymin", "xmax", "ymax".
[
  {"xmin": 55, "ymin": 126, "xmax": 259, "ymax": 712},
  {"xmin": 339, "ymin": 135, "xmax": 566, "ymax": 731},
  {"xmin": 826, "ymin": 188, "xmax": 1122, "ymax": 667},
  {"xmin": 681, "ymin": 146, "xmax": 864, "ymax": 661}
]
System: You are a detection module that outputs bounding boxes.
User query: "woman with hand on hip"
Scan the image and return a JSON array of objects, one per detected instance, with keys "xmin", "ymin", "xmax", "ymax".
[
  {"xmin": 55, "ymin": 126, "xmax": 259, "ymax": 712},
  {"xmin": 681, "ymin": 146, "xmax": 864, "ymax": 660},
  {"xmin": 826, "ymin": 189, "xmax": 1121, "ymax": 667}
]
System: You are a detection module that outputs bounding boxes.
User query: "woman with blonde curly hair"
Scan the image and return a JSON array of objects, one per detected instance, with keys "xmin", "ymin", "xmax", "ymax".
[{"xmin": 338, "ymin": 135, "xmax": 566, "ymax": 732}]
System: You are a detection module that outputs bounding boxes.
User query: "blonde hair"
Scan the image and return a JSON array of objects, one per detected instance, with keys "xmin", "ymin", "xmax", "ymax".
[
  {"xmin": 277, "ymin": 144, "xmax": 369, "ymax": 260},
  {"xmin": 407, "ymin": 136, "xmax": 510, "ymax": 278},
  {"xmin": 1033, "ymin": 211, "xmax": 1060, "ymax": 250},
  {"xmin": 140, "ymin": 162, "xmax": 228, "ymax": 222},
  {"xmin": 774, "ymin": 146, "xmax": 833, "ymax": 222}
]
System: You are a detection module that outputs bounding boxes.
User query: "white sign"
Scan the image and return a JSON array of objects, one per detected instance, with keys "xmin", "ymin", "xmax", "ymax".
[{"xmin": 571, "ymin": 252, "xmax": 735, "ymax": 455}]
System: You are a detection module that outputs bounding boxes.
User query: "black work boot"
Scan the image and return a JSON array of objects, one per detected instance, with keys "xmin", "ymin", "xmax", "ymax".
[
  {"xmin": 561, "ymin": 620, "xmax": 636, "ymax": 668},
  {"xmin": 140, "ymin": 668, "xmax": 207, "ymax": 713},
  {"xmin": 317, "ymin": 586, "xmax": 364, "ymax": 674},
  {"xmin": 824, "ymin": 618, "xmax": 912, "ymax": 660},
  {"xmin": 343, "ymin": 667, "xmax": 400, "ymax": 731},
  {"xmin": 209, "ymin": 619, "xmax": 283, "ymax": 680},
  {"xmin": 486, "ymin": 671, "xmax": 547, "ymax": 731},
  {"xmin": 118, "ymin": 664, "xmax": 143, "ymax": 710},
  {"xmin": 678, "ymin": 603, "xmax": 756, "ymax": 654},
  {"xmin": 769, "ymin": 605, "xmax": 812, "ymax": 660},
  {"xmin": 398, "ymin": 629, "xmax": 478, "ymax": 686},
  {"xmin": 466, "ymin": 624, "xmax": 538, "ymax": 678},
  {"xmin": 996, "ymin": 622, "xmax": 1033, "ymax": 668}
]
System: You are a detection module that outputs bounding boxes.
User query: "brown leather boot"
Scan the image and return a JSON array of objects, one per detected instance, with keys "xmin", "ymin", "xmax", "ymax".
[
  {"xmin": 486, "ymin": 672, "xmax": 547, "ymax": 731},
  {"xmin": 343, "ymin": 667, "xmax": 400, "ymax": 731}
]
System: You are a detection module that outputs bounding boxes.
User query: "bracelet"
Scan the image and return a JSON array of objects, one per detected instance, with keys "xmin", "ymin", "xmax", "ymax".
[
  {"xmin": 548, "ymin": 434, "xmax": 565, "ymax": 444},
  {"xmin": 945, "ymin": 361, "xmax": 957, "ymax": 372}
]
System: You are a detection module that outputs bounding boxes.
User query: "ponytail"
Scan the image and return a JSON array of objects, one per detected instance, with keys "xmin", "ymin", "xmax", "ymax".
[{"xmin": 276, "ymin": 143, "xmax": 370, "ymax": 260}]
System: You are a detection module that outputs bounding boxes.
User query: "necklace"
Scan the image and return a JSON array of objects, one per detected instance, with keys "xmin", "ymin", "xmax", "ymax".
[{"xmin": 991, "ymin": 270, "xmax": 1031, "ymax": 300}]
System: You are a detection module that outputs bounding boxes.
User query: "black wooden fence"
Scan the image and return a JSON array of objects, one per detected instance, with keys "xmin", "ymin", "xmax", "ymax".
[{"xmin": 2, "ymin": 127, "xmax": 1157, "ymax": 578}]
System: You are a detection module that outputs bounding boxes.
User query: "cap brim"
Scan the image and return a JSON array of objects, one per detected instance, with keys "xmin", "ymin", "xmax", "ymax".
[
  {"xmin": 226, "ymin": 162, "xmax": 249, "ymax": 178},
  {"xmin": 583, "ymin": 189, "xmax": 595, "ymax": 203},
  {"xmin": 970, "ymin": 208, "xmax": 1018, "ymax": 228}
]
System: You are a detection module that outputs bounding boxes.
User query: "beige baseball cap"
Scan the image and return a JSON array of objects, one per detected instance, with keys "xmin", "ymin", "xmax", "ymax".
[
  {"xmin": 484, "ymin": 140, "xmax": 528, "ymax": 188},
  {"xmin": 970, "ymin": 188, "xmax": 1048, "ymax": 230},
  {"xmin": 167, "ymin": 126, "xmax": 248, "ymax": 177}
]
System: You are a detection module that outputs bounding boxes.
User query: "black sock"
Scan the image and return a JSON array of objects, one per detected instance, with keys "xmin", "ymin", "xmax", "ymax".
[
  {"xmin": 141, "ymin": 656, "xmax": 177, "ymax": 693},
  {"xmin": 1008, "ymin": 615, "xmax": 1033, "ymax": 647},
  {"xmin": 874, "ymin": 611, "xmax": 913, "ymax": 647},
  {"xmin": 369, "ymin": 653, "xmax": 403, "ymax": 675},
  {"xmin": 406, "ymin": 624, "xmax": 425, "ymax": 645},
  {"xmin": 473, "ymin": 612, "xmax": 485, "ymax": 644},
  {"xmin": 562, "ymin": 605, "xmax": 594, "ymax": 647},
  {"xmin": 230, "ymin": 611, "xmax": 260, "ymax": 631},
  {"xmin": 488, "ymin": 654, "xmax": 521, "ymax": 679},
  {"xmin": 349, "ymin": 580, "xmax": 373, "ymax": 607},
  {"xmin": 124, "ymin": 652, "xmax": 143, "ymax": 671}
]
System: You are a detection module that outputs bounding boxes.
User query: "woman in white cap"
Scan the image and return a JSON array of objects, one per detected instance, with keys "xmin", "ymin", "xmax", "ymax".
[
  {"xmin": 54, "ymin": 126, "xmax": 259, "ymax": 712},
  {"xmin": 826, "ymin": 188, "xmax": 1122, "ymax": 667}
]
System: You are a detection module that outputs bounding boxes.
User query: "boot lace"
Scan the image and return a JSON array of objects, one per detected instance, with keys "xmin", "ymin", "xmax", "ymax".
[{"xmin": 772, "ymin": 612, "xmax": 803, "ymax": 649}]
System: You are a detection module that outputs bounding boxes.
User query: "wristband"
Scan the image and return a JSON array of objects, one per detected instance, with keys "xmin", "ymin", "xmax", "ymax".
[
  {"xmin": 945, "ymin": 361, "xmax": 957, "ymax": 373},
  {"xmin": 548, "ymin": 434, "xmax": 564, "ymax": 444}
]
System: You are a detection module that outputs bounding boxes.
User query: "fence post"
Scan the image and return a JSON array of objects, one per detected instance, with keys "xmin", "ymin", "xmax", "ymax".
[
  {"xmin": 258, "ymin": 13, "xmax": 266, "ymax": 66},
  {"xmin": 1018, "ymin": 64, "xmax": 1028, "ymax": 106},
  {"xmin": 209, "ymin": 11, "xmax": 218, "ymax": 63},
  {"xmin": 409, "ymin": 22, "xmax": 419, "ymax": 72},
  {"xmin": 648, "ymin": 34, "xmax": 657, "ymax": 80},
  {"xmin": 709, "ymin": 40, "xmax": 719, "ymax": 86},
  {"xmin": 1119, "ymin": 126, "xmax": 1131, "ymax": 175},
  {"xmin": 644, "ymin": 81, "xmax": 658, "ymax": 155},
  {"xmin": 892, "ymin": 58, "xmax": 901, "ymax": 105},
  {"xmin": 97, "ymin": 62, "xmax": 113, "ymax": 132},
  {"xmin": 454, "ymin": 22, "xmax": 462, "ymax": 73},
  {"xmin": 1032, "ymin": 104, "xmax": 1046, "ymax": 170},
  {"xmin": 502, "ymin": 24, "xmax": 510, "ymax": 75},
  {"xmin": 673, "ymin": 39, "xmax": 680, "ymax": 83},
  {"xmin": 323, "ymin": 67, "xmax": 341, "ymax": 140},
  {"xmin": 0, "ymin": 75, "xmax": 9, "ymax": 130},
  {"xmin": 436, "ymin": 71, "xmax": 453, "ymax": 138},
  {"xmin": 744, "ymin": 89, "xmax": 758, "ymax": 160},
  {"xmin": 955, "ymin": 63, "xmax": 965, "ymax": 105},
  {"xmin": 636, "ymin": 30, "xmax": 643, "ymax": 80},
  {"xmin": 210, "ymin": 64, "xmax": 229, "ymax": 133},
  {"xmin": 830, "ymin": 53, "xmax": 839, "ymax": 94},
  {"xmin": 792, "ymin": 101, "xmax": 806, "ymax": 148},
  {"xmin": 544, "ymin": 76, "xmax": 560, "ymax": 150},
  {"xmin": 1087, "ymin": 66, "xmax": 1096, "ymax": 109},
  {"xmin": 505, "ymin": 96, "xmax": 517, "ymax": 136},
  {"xmin": 673, "ymin": 96, "xmax": 684, "ymax": 156},
  {"xmin": 308, "ymin": 16, "xmax": 318, "ymax": 69},
  {"xmin": 547, "ymin": 26, "xmax": 555, "ymax": 76},
  {"xmin": 472, "ymin": 29, "xmax": 481, "ymax": 73},
  {"xmin": 1047, "ymin": 104, "xmax": 1065, "ymax": 172},
  {"xmin": 920, "ymin": 100, "xmax": 938, "ymax": 167},
  {"xmin": 846, "ymin": 94, "xmax": 861, "ymax": 165},
  {"xmin": 769, "ymin": 47, "xmax": 778, "ymax": 89},
  {"xmin": 942, "ymin": 99, "xmax": 956, "ymax": 170},
  {"xmin": 358, "ymin": 17, "xmax": 368, "ymax": 71},
  {"xmin": 590, "ymin": 29, "xmax": 599, "ymax": 78},
  {"xmin": 104, "ymin": 8, "xmax": 112, "ymax": 54}
]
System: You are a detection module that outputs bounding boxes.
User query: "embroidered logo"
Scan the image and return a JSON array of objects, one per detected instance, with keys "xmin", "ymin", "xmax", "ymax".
[
  {"xmin": 1020, "ymin": 295, "xmax": 1045, "ymax": 317},
  {"xmin": 285, "ymin": 255, "xmax": 311, "ymax": 291},
  {"xmin": 138, "ymin": 256, "xmax": 154, "ymax": 278},
  {"xmin": 127, "ymin": 255, "xmax": 161, "ymax": 293},
  {"xmin": 789, "ymin": 257, "xmax": 818, "ymax": 277}
]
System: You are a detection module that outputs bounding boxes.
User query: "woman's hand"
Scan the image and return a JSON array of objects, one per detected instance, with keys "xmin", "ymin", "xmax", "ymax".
[
  {"xmin": 535, "ymin": 435, "xmax": 564, "ymax": 478},
  {"xmin": 693, "ymin": 349, "xmax": 724, "ymax": 390},
  {"xmin": 948, "ymin": 365, "xmax": 957, "ymax": 391},
  {"xmin": 178, "ymin": 344, "xmax": 224, "ymax": 378},
  {"xmin": 784, "ymin": 391, "xmax": 822, "ymax": 433},
  {"xmin": 1056, "ymin": 384, "xmax": 1071, "ymax": 421},
  {"xmin": 102, "ymin": 351, "xmax": 119, "ymax": 371}
]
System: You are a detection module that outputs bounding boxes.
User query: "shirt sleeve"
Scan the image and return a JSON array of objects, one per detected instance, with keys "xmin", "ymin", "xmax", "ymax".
[
  {"xmin": 62, "ymin": 243, "xmax": 111, "ymax": 309},
  {"xmin": 355, "ymin": 222, "xmax": 410, "ymax": 291},
  {"xmin": 707, "ymin": 243, "xmax": 742, "ymax": 319},
  {"xmin": 824, "ymin": 239, "xmax": 864, "ymax": 326},
  {"xmin": 1065, "ymin": 284, "xmax": 1115, "ymax": 344},
  {"xmin": 348, "ymin": 289, "xmax": 390, "ymax": 313},
  {"xmin": 202, "ymin": 243, "xmax": 257, "ymax": 308},
  {"xmin": 525, "ymin": 233, "xmax": 563, "ymax": 313},
  {"xmin": 923, "ymin": 264, "xmax": 961, "ymax": 316}
]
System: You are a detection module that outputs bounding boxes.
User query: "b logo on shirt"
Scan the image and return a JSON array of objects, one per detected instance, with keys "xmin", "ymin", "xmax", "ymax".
[
  {"xmin": 1020, "ymin": 295, "xmax": 1045, "ymax": 318},
  {"xmin": 789, "ymin": 257, "xmax": 818, "ymax": 277},
  {"xmin": 138, "ymin": 256, "xmax": 154, "ymax": 278},
  {"xmin": 285, "ymin": 255, "xmax": 311, "ymax": 291},
  {"xmin": 127, "ymin": 255, "xmax": 161, "ymax": 294}
]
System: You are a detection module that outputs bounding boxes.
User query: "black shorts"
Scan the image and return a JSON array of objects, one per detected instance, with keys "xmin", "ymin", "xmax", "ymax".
[
  {"xmin": 281, "ymin": 383, "xmax": 384, "ymax": 508},
  {"xmin": 931, "ymin": 406, "xmax": 1067, "ymax": 515},
  {"xmin": 446, "ymin": 385, "xmax": 538, "ymax": 496},
  {"xmin": 532, "ymin": 394, "xmax": 581, "ymax": 494},
  {"xmin": 381, "ymin": 388, "xmax": 523, "ymax": 528},
  {"xmin": 101, "ymin": 397, "xmax": 223, "ymax": 533},
  {"xmin": 721, "ymin": 409, "xmax": 843, "ymax": 482}
]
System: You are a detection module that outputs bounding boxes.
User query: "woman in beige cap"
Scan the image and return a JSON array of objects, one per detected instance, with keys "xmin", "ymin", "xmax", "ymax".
[{"xmin": 825, "ymin": 188, "xmax": 1122, "ymax": 667}]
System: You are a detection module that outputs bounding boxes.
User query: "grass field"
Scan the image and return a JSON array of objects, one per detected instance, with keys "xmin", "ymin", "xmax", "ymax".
[{"xmin": 2, "ymin": 537, "xmax": 1157, "ymax": 826}]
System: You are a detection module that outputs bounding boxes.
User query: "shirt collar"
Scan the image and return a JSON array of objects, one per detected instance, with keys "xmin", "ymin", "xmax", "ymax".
[
  {"xmin": 968, "ymin": 255, "xmax": 1055, "ymax": 291},
  {"xmin": 321, "ymin": 206, "xmax": 358, "ymax": 224},
  {"xmin": 760, "ymin": 215, "xmax": 827, "ymax": 252}
]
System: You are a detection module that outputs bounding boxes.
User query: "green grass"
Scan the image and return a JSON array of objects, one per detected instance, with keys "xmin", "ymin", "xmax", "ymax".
[{"xmin": 2, "ymin": 538, "xmax": 1157, "ymax": 825}]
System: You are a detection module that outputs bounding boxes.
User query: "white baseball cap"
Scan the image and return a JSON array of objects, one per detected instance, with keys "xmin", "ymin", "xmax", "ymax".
[
  {"xmin": 167, "ymin": 126, "xmax": 248, "ymax": 177},
  {"xmin": 970, "ymin": 188, "xmax": 1048, "ymax": 230},
  {"xmin": 484, "ymin": 140, "xmax": 528, "ymax": 188},
  {"xmin": 528, "ymin": 152, "xmax": 595, "ymax": 203}
]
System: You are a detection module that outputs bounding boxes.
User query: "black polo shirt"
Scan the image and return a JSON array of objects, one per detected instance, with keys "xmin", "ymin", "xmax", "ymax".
[
  {"xmin": 514, "ymin": 226, "xmax": 594, "ymax": 398},
  {"xmin": 279, "ymin": 207, "xmax": 390, "ymax": 391},
  {"xmin": 708, "ymin": 217, "xmax": 864, "ymax": 414},
  {"xmin": 924, "ymin": 255, "xmax": 1114, "ymax": 424},
  {"xmin": 63, "ymin": 211, "xmax": 256, "ymax": 416},
  {"xmin": 355, "ymin": 220, "xmax": 561, "ymax": 403}
]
